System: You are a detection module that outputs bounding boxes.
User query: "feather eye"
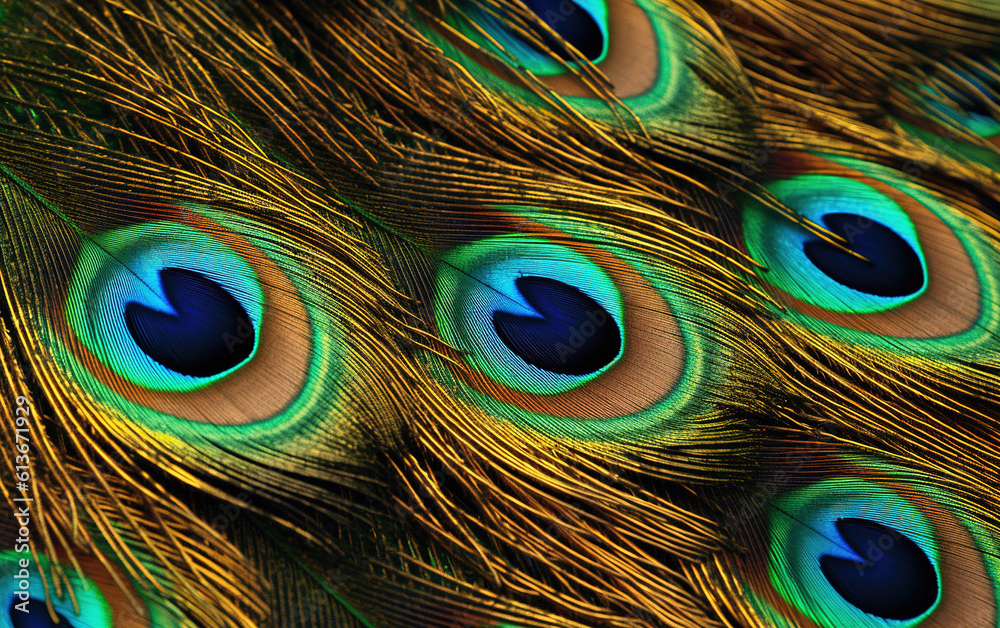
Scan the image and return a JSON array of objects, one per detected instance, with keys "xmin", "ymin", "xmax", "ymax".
[
  {"xmin": 0, "ymin": 549, "xmax": 154, "ymax": 628},
  {"xmin": 435, "ymin": 235, "xmax": 627, "ymax": 393},
  {"xmin": 413, "ymin": 0, "xmax": 750, "ymax": 130},
  {"xmin": 740, "ymin": 152, "xmax": 1000, "ymax": 351},
  {"xmin": 457, "ymin": 0, "xmax": 611, "ymax": 73},
  {"xmin": 768, "ymin": 479, "xmax": 944, "ymax": 626},
  {"xmin": 429, "ymin": 210, "xmax": 714, "ymax": 442},
  {"xmin": 425, "ymin": 0, "xmax": 651, "ymax": 95},
  {"xmin": 0, "ymin": 164, "xmax": 380, "ymax": 512},
  {"xmin": 0, "ymin": 552, "xmax": 113, "ymax": 628},
  {"xmin": 66, "ymin": 215, "xmax": 268, "ymax": 393},
  {"xmin": 50, "ymin": 203, "xmax": 347, "ymax": 433},
  {"xmin": 729, "ymin": 457, "xmax": 1000, "ymax": 628},
  {"xmin": 892, "ymin": 53, "xmax": 1000, "ymax": 172}
]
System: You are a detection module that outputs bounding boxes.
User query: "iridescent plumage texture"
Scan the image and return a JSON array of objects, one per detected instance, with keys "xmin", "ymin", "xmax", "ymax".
[{"xmin": 0, "ymin": 0, "xmax": 998, "ymax": 626}]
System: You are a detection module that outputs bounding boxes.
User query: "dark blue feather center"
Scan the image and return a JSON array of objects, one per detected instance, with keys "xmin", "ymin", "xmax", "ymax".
[
  {"xmin": 519, "ymin": 0, "xmax": 604, "ymax": 61},
  {"xmin": 820, "ymin": 518, "xmax": 938, "ymax": 620},
  {"xmin": 125, "ymin": 267, "xmax": 255, "ymax": 377},
  {"xmin": 493, "ymin": 276, "xmax": 620, "ymax": 376},
  {"xmin": 803, "ymin": 213, "xmax": 925, "ymax": 297},
  {"xmin": 9, "ymin": 599, "xmax": 73, "ymax": 628}
]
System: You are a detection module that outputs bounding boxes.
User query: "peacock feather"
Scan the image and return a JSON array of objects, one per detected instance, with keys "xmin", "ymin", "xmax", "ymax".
[{"xmin": 0, "ymin": 0, "xmax": 997, "ymax": 626}]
